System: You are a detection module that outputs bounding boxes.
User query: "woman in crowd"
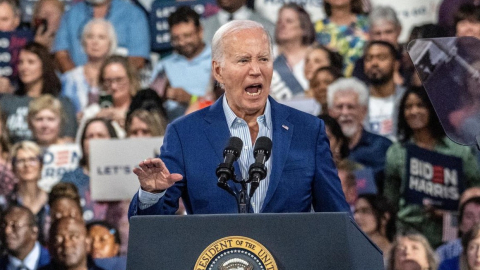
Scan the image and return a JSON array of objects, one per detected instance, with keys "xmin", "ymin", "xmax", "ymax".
[
  {"xmin": 9, "ymin": 141, "xmax": 49, "ymax": 244},
  {"xmin": 62, "ymin": 19, "xmax": 117, "ymax": 114},
  {"xmin": 87, "ymin": 221, "xmax": 121, "ymax": 259},
  {"xmin": 48, "ymin": 182, "xmax": 83, "ymax": 221},
  {"xmin": 80, "ymin": 55, "xmax": 140, "ymax": 139},
  {"xmin": 307, "ymin": 66, "xmax": 343, "ymax": 113},
  {"xmin": 304, "ymin": 44, "xmax": 343, "ymax": 82},
  {"xmin": 125, "ymin": 109, "xmax": 166, "ymax": 138},
  {"xmin": 384, "ymin": 86, "xmax": 480, "ymax": 248},
  {"xmin": 315, "ymin": 0, "xmax": 368, "ymax": 76},
  {"xmin": 318, "ymin": 114, "xmax": 349, "ymax": 166},
  {"xmin": 388, "ymin": 231, "xmax": 438, "ymax": 270},
  {"xmin": 32, "ymin": 0, "xmax": 64, "ymax": 51},
  {"xmin": 27, "ymin": 94, "xmax": 69, "ymax": 147},
  {"xmin": 0, "ymin": 42, "xmax": 77, "ymax": 144},
  {"xmin": 62, "ymin": 117, "xmax": 117, "ymax": 221},
  {"xmin": 270, "ymin": 3, "xmax": 316, "ymax": 100},
  {"xmin": 61, "ymin": 117, "xmax": 130, "ymax": 254},
  {"xmin": 354, "ymin": 194, "xmax": 396, "ymax": 260}
]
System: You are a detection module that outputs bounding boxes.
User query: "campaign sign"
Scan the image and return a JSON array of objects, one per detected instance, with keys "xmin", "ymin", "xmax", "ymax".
[
  {"xmin": 404, "ymin": 144, "xmax": 464, "ymax": 211},
  {"xmin": 354, "ymin": 167, "xmax": 377, "ymax": 195},
  {"xmin": 150, "ymin": 0, "xmax": 218, "ymax": 51},
  {"xmin": 39, "ymin": 144, "xmax": 82, "ymax": 192},
  {"xmin": 0, "ymin": 30, "xmax": 33, "ymax": 81},
  {"xmin": 90, "ymin": 137, "xmax": 163, "ymax": 201}
]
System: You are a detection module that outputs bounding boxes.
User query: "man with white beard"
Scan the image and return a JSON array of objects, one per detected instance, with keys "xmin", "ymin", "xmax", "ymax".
[{"xmin": 327, "ymin": 77, "xmax": 392, "ymax": 193}]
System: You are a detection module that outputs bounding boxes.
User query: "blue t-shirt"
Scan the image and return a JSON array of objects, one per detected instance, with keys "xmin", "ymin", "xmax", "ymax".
[{"xmin": 54, "ymin": 0, "xmax": 150, "ymax": 66}]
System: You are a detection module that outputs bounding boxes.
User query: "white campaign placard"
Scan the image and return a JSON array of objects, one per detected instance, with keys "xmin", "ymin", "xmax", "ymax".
[
  {"xmin": 90, "ymin": 137, "xmax": 164, "ymax": 201},
  {"xmin": 39, "ymin": 144, "xmax": 81, "ymax": 192},
  {"xmin": 370, "ymin": 0, "xmax": 442, "ymax": 43}
]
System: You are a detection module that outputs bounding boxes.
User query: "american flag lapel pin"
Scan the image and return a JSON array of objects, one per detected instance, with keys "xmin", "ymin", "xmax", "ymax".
[{"xmin": 282, "ymin": 125, "xmax": 289, "ymax": 130}]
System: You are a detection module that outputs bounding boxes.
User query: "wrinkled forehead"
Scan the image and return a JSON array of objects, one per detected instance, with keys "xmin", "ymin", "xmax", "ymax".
[{"xmin": 224, "ymin": 28, "xmax": 272, "ymax": 52}]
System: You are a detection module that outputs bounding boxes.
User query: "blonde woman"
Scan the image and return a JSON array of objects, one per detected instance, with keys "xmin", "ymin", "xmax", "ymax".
[
  {"xmin": 9, "ymin": 141, "xmax": 49, "ymax": 244},
  {"xmin": 28, "ymin": 94, "xmax": 71, "ymax": 147},
  {"xmin": 388, "ymin": 231, "xmax": 439, "ymax": 270}
]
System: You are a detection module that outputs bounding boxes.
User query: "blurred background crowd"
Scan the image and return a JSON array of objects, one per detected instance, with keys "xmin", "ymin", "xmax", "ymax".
[{"xmin": 0, "ymin": 0, "xmax": 480, "ymax": 269}]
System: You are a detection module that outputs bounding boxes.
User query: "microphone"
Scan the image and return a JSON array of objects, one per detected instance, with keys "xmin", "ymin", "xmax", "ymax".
[
  {"xmin": 248, "ymin": 136, "xmax": 272, "ymax": 197},
  {"xmin": 216, "ymin": 137, "xmax": 243, "ymax": 190}
]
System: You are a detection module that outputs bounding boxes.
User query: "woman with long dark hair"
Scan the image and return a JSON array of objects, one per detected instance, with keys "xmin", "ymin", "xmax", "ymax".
[
  {"xmin": 0, "ymin": 42, "xmax": 77, "ymax": 143},
  {"xmin": 384, "ymin": 86, "xmax": 480, "ymax": 248}
]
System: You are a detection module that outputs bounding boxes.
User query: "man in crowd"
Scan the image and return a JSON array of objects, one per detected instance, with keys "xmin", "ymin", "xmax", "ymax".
[
  {"xmin": 53, "ymin": 0, "xmax": 150, "ymax": 72},
  {"xmin": 39, "ymin": 217, "xmax": 104, "ymax": 270},
  {"xmin": 363, "ymin": 41, "xmax": 406, "ymax": 141},
  {"xmin": 327, "ymin": 77, "xmax": 392, "ymax": 193},
  {"xmin": 129, "ymin": 20, "xmax": 349, "ymax": 216},
  {"xmin": 0, "ymin": 0, "xmax": 20, "ymax": 32},
  {"xmin": 0, "ymin": 205, "xmax": 50, "ymax": 270},
  {"xmin": 352, "ymin": 6, "xmax": 411, "ymax": 86},
  {"xmin": 202, "ymin": 0, "xmax": 275, "ymax": 44},
  {"xmin": 150, "ymin": 6, "xmax": 212, "ymax": 121}
]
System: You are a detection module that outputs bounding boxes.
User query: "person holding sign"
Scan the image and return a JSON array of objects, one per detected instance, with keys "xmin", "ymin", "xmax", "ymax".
[
  {"xmin": 384, "ymin": 86, "xmax": 480, "ymax": 248},
  {"xmin": 129, "ymin": 20, "xmax": 349, "ymax": 216}
]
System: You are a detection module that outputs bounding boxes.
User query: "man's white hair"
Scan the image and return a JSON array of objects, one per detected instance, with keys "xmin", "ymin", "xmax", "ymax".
[
  {"xmin": 211, "ymin": 20, "xmax": 273, "ymax": 66},
  {"xmin": 327, "ymin": 77, "xmax": 369, "ymax": 107}
]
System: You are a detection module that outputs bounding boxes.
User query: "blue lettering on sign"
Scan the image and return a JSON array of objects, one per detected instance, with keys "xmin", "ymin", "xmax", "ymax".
[{"xmin": 43, "ymin": 151, "xmax": 54, "ymax": 165}]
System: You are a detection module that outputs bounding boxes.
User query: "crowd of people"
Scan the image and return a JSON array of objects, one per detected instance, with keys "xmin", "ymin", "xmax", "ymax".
[{"xmin": 0, "ymin": 0, "xmax": 479, "ymax": 269}]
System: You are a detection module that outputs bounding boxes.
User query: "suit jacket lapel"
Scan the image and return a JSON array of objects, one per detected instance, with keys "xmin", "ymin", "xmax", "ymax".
[
  {"xmin": 203, "ymin": 97, "xmax": 242, "ymax": 191},
  {"xmin": 262, "ymin": 97, "xmax": 293, "ymax": 211}
]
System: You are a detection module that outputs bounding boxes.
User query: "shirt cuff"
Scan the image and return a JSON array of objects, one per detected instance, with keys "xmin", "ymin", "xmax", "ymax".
[{"xmin": 138, "ymin": 188, "xmax": 166, "ymax": 210}]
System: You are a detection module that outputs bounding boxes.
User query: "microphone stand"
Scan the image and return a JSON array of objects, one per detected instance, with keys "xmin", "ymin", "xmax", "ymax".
[{"xmin": 218, "ymin": 175, "xmax": 258, "ymax": 214}]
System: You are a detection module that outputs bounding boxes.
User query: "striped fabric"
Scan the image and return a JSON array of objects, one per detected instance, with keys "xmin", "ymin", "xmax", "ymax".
[{"xmin": 222, "ymin": 95, "xmax": 273, "ymax": 213}]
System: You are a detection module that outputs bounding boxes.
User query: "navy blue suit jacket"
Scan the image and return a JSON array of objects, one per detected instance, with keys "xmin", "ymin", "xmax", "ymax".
[
  {"xmin": 128, "ymin": 96, "xmax": 350, "ymax": 215},
  {"xmin": 0, "ymin": 245, "xmax": 50, "ymax": 270}
]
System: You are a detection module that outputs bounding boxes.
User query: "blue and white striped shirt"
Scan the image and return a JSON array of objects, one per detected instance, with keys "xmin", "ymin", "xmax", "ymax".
[{"xmin": 222, "ymin": 95, "xmax": 273, "ymax": 213}]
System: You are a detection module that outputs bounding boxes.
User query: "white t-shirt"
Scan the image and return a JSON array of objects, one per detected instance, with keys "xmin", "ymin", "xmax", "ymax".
[{"xmin": 368, "ymin": 95, "xmax": 395, "ymax": 139}]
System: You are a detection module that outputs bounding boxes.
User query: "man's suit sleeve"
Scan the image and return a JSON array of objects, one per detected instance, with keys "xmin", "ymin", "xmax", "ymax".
[
  {"xmin": 128, "ymin": 123, "xmax": 186, "ymax": 218},
  {"xmin": 311, "ymin": 120, "xmax": 351, "ymax": 213}
]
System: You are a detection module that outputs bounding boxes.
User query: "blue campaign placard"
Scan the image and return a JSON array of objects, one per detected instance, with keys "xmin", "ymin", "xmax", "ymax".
[
  {"xmin": 0, "ymin": 30, "xmax": 34, "ymax": 81},
  {"xmin": 404, "ymin": 144, "xmax": 464, "ymax": 211},
  {"xmin": 354, "ymin": 167, "xmax": 377, "ymax": 195},
  {"xmin": 150, "ymin": 0, "xmax": 218, "ymax": 51}
]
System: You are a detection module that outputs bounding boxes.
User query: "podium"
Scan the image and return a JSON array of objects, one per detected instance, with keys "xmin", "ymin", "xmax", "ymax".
[{"xmin": 127, "ymin": 212, "xmax": 384, "ymax": 269}]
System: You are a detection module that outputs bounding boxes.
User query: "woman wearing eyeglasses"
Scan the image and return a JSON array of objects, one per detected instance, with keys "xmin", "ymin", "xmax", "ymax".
[
  {"xmin": 9, "ymin": 141, "xmax": 49, "ymax": 245},
  {"xmin": 77, "ymin": 55, "xmax": 140, "ymax": 140}
]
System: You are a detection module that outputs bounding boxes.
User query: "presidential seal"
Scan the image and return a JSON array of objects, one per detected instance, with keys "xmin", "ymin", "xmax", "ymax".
[{"xmin": 194, "ymin": 236, "xmax": 278, "ymax": 270}]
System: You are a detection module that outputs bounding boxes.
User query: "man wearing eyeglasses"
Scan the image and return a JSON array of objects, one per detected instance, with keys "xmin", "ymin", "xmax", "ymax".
[{"xmin": 0, "ymin": 205, "xmax": 50, "ymax": 270}]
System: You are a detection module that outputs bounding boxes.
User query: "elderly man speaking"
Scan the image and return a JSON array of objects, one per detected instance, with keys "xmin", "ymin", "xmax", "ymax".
[{"xmin": 128, "ymin": 20, "xmax": 349, "ymax": 216}]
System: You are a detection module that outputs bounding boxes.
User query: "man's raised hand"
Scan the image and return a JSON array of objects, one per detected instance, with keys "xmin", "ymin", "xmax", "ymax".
[{"xmin": 133, "ymin": 158, "xmax": 183, "ymax": 193}]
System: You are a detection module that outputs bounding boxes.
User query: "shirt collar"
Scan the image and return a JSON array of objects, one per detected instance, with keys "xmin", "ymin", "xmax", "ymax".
[
  {"xmin": 222, "ymin": 95, "xmax": 272, "ymax": 130},
  {"xmin": 217, "ymin": 6, "xmax": 251, "ymax": 25},
  {"xmin": 8, "ymin": 241, "xmax": 41, "ymax": 270}
]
